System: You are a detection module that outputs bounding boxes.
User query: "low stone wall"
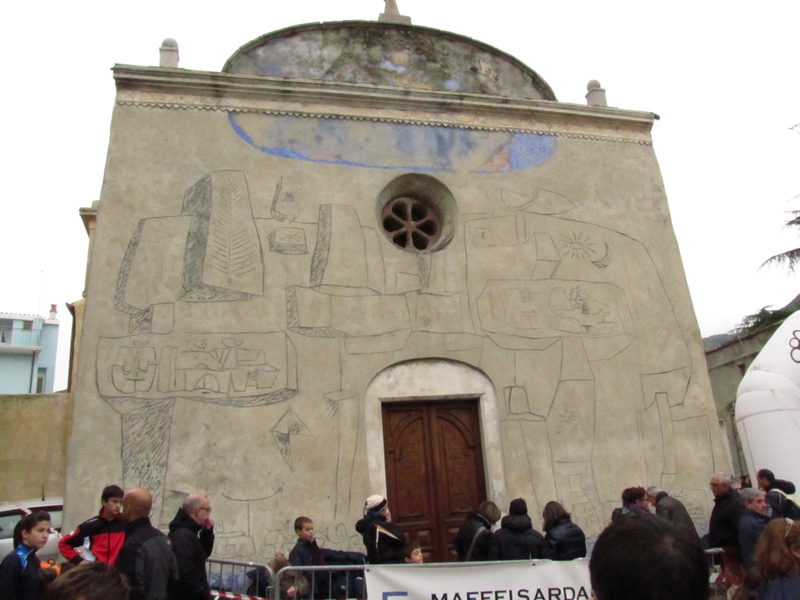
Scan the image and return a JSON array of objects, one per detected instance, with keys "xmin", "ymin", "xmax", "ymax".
[{"xmin": 0, "ymin": 392, "xmax": 71, "ymax": 501}]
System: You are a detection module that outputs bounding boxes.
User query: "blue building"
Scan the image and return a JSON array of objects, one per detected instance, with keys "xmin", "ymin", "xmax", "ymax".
[{"xmin": 0, "ymin": 305, "xmax": 60, "ymax": 394}]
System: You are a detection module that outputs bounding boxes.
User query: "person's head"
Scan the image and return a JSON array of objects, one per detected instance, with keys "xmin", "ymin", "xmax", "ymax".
[
  {"xmin": 590, "ymin": 517, "xmax": 710, "ymax": 600},
  {"xmin": 40, "ymin": 566, "xmax": 58, "ymax": 587},
  {"xmin": 14, "ymin": 511, "xmax": 51, "ymax": 550},
  {"xmin": 542, "ymin": 501, "xmax": 571, "ymax": 532},
  {"xmin": 183, "ymin": 494, "xmax": 212, "ymax": 525},
  {"xmin": 509, "ymin": 498, "xmax": 528, "ymax": 516},
  {"xmin": 740, "ymin": 475, "xmax": 752, "ymax": 489},
  {"xmin": 294, "ymin": 517, "xmax": 314, "ymax": 542},
  {"xmin": 741, "ymin": 488, "xmax": 767, "ymax": 516},
  {"xmin": 100, "ymin": 485, "xmax": 124, "ymax": 519},
  {"xmin": 364, "ymin": 495, "xmax": 391, "ymax": 522},
  {"xmin": 709, "ymin": 473, "xmax": 733, "ymax": 498},
  {"xmin": 754, "ymin": 518, "xmax": 800, "ymax": 580},
  {"xmin": 478, "ymin": 501, "xmax": 501, "ymax": 526},
  {"xmin": 121, "ymin": 488, "xmax": 152, "ymax": 522},
  {"xmin": 43, "ymin": 561, "xmax": 130, "ymax": 600},
  {"xmin": 645, "ymin": 486, "xmax": 661, "ymax": 506},
  {"xmin": 403, "ymin": 543, "xmax": 423, "ymax": 564},
  {"xmin": 621, "ymin": 487, "xmax": 649, "ymax": 509},
  {"xmin": 757, "ymin": 468, "xmax": 775, "ymax": 491}
]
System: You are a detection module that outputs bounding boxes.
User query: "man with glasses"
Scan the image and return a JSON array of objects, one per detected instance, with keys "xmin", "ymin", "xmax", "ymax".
[
  {"xmin": 707, "ymin": 473, "xmax": 745, "ymax": 593},
  {"xmin": 168, "ymin": 495, "xmax": 215, "ymax": 600}
]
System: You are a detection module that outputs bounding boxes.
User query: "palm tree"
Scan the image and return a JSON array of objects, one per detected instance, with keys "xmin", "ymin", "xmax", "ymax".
[
  {"xmin": 760, "ymin": 207, "xmax": 800, "ymax": 273},
  {"xmin": 759, "ymin": 123, "xmax": 800, "ymax": 272},
  {"xmin": 733, "ymin": 123, "xmax": 800, "ymax": 333}
]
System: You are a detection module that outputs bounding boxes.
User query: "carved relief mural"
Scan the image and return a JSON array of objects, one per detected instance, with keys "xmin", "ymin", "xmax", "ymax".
[{"xmin": 94, "ymin": 114, "xmax": 716, "ymax": 553}]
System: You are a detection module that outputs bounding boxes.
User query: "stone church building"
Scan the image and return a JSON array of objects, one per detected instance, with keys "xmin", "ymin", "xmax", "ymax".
[{"xmin": 65, "ymin": 9, "xmax": 728, "ymax": 562}]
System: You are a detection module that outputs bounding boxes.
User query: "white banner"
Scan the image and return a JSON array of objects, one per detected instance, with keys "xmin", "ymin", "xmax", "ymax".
[{"xmin": 365, "ymin": 560, "xmax": 592, "ymax": 600}]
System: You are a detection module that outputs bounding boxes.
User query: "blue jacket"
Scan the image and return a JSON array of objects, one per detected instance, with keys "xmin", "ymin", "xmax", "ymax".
[
  {"xmin": 544, "ymin": 518, "xmax": 586, "ymax": 561},
  {"xmin": 758, "ymin": 575, "xmax": 800, "ymax": 600},
  {"xmin": 0, "ymin": 545, "xmax": 42, "ymax": 600},
  {"xmin": 289, "ymin": 539, "xmax": 365, "ymax": 598},
  {"xmin": 738, "ymin": 509, "xmax": 769, "ymax": 569}
]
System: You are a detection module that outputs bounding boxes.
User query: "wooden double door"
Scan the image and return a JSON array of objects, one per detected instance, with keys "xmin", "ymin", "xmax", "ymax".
[{"xmin": 382, "ymin": 399, "xmax": 487, "ymax": 562}]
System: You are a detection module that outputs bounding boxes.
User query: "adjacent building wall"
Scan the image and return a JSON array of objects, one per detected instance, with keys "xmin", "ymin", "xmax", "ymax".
[
  {"xmin": 0, "ymin": 393, "xmax": 70, "ymax": 500},
  {"xmin": 0, "ymin": 314, "xmax": 59, "ymax": 395}
]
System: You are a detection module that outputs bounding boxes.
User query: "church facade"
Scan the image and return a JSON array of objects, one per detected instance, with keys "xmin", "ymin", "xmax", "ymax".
[{"xmin": 65, "ymin": 18, "xmax": 727, "ymax": 561}]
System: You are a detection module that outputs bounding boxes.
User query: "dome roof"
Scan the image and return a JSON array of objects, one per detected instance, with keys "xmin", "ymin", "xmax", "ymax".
[{"xmin": 223, "ymin": 21, "xmax": 556, "ymax": 101}]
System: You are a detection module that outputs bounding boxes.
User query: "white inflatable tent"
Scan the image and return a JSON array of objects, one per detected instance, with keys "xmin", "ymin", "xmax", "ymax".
[{"xmin": 736, "ymin": 311, "xmax": 800, "ymax": 486}]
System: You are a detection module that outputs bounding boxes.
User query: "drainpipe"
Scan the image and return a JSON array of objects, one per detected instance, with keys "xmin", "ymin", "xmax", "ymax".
[{"xmin": 30, "ymin": 349, "xmax": 36, "ymax": 393}]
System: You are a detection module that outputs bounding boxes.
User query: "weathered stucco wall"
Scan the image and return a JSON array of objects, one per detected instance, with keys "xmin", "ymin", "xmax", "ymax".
[
  {"xmin": 65, "ymin": 21, "xmax": 727, "ymax": 559},
  {"xmin": 0, "ymin": 393, "xmax": 70, "ymax": 501}
]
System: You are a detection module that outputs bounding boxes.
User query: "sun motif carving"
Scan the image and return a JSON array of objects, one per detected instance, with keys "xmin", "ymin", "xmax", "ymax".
[{"xmin": 559, "ymin": 232, "xmax": 600, "ymax": 260}]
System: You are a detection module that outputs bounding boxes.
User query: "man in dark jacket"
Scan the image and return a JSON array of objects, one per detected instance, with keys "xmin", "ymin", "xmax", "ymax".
[
  {"xmin": 494, "ymin": 498, "xmax": 548, "ymax": 560},
  {"xmin": 708, "ymin": 473, "xmax": 744, "ymax": 548},
  {"xmin": 646, "ymin": 486, "xmax": 697, "ymax": 535},
  {"xmin": 738, "ymin": 488, "xmax": 769, "ymax": 570},
  {"xmin": 168, "ymin": 494, "xmax": 215, "ymax": 600},
  {"xmin": 757, "ymin": 468, "xmax": 797, "ymax": 519},
  {"xmin": 117, "ymin": 488, "xmax": 178, "ymax": 600}
]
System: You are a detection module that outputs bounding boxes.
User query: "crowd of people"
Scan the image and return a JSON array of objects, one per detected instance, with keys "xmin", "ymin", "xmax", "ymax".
[
  {"xmin": 0, "ymin": 485, "xmax": 215, "ymax": 600},
  {"xmin": 704, "ymin": 470, "xmax": 800, "ymax": 600},
  {"xmin": 1, "ymin": 469, "xmax": 799, "ymax": 600}
]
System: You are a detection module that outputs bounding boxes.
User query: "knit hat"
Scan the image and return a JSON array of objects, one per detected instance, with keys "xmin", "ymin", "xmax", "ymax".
[
  {"xmin": 364, "ymin": 495, "xmax": 388, "ymax": 515},
  {"xmin": 509, "ymin": 498, "xmax": 527, "ymax": 516}
]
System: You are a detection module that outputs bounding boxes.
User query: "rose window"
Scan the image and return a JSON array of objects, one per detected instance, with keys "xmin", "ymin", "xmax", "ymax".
[{"xmin": 381, "ymin": 196, "xmax": 442, "ymax": 251}]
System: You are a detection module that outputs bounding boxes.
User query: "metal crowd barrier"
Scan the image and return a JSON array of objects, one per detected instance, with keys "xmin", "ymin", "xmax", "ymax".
[
  {"xmin": 207, "ymin": 558, "xmax": 272, "ymax": 599},
  {"xmin": 705, "ymin": 548, "xmax": 727, "ymax": 600},
  {"xmin": 274, "ymin": 564, "xmax": 367, "ymax": 600}
]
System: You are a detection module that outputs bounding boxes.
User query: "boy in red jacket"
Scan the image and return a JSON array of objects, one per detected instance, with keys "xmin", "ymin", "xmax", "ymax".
[{"xmin": 58, "ymin": 485, "xmax": 125, "ymax": 566}]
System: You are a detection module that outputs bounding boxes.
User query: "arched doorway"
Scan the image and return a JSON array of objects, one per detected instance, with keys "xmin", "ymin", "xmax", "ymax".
[{"xmin": 365, "ymin": 359, "xmax": 505, "ymax": 562}]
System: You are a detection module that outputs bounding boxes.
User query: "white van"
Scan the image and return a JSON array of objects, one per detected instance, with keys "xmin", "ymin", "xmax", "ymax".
[{"xmin": 0, "ymin": 498, "xmax": 64, "ymax": 564}]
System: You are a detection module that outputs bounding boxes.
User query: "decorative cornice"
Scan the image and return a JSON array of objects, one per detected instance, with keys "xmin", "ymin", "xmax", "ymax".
[{"xmin": 113, "ymin": 65, "xmax": 656, "ymax": 145}]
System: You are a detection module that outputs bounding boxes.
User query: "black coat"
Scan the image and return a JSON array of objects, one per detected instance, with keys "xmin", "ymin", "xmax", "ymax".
[
  {"xmin": 117, "ymin": 517, "xmax": 179, "ymax": 600},
  {"xmin": 708, "ymin": 489, "xmax": 744, "ymax": 548},
  {"xmin": 544, "ymin": 518, "xmax": 586, "ymax": 561},
  {"xmin": 454, "ymin": 513, "xmax": 497, "ymax": 561},
  {"xmin": 168, "ymin": 508, "xmax": 215, "ymax": 600},
  {"xmin": 765, "ymin": 480, "xmax": 796, "ymax": 519},
  {"xmin": 494, "ymin": 514, "xmax": 548, "ymax": 560},
  {"xmin": 354, "ymin": 513, "xmax": 405, "ymax": 564}
]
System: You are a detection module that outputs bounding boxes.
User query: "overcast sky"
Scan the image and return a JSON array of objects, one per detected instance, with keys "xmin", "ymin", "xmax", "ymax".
[{"xmin": 2, "ymin": 0, "xmax": 797, "ymax": 391}]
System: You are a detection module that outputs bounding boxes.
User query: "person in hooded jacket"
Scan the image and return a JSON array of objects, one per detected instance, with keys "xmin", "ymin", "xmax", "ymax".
[
  {"xmin": 757, "ymin": 469, "xmax": 797, "ymax": 519},
  {"xmin": 168, "ymin": 494, "xmax": 215, "ymax": 600},
  {"xmin": 354, "ymin": 496, "xmax": 406, "ymax": 564},
  {"xmin": 454, "ymin": 501, "xmax": 501, "ymax": 562},
  {"xmin": 541, "ymin": 501, "xmax": 586, "ymax": 561},
  {"xmin": 494, "ymin": 499, "xmax": 549, "ymax": 560}
]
